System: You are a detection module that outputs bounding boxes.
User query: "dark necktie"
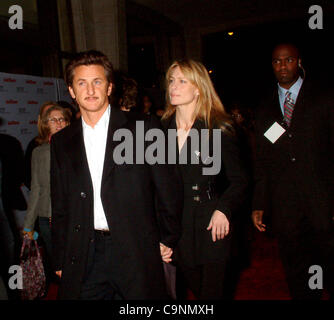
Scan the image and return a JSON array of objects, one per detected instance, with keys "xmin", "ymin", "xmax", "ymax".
[{"xmin": 283, "ymin": 91, "xmax": 295, "ymax": 127}]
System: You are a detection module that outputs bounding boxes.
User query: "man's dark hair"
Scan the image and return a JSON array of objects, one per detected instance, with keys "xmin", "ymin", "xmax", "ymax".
[{"xmin": 65, "ymin": 50, "xmax": 114, "ymax": 87}]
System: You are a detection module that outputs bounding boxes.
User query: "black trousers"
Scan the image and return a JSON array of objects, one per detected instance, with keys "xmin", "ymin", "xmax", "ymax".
[
  {"xmin": 79, "ymin": 232, "xmax": 124, "ymax": 300},
  {"xmin": 176, "ymin": 261, "xmax": 228, "ymax": 300},
  {"xmin": 277, "ymin": 218, "xmax": 334, "ymax": 300}
]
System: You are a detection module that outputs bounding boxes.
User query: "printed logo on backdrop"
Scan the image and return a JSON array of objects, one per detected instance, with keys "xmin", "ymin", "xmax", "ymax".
[
  {"xmin": 0, "ymin": 72, "xmax": 64, "ymax": 151},
  {"xmin": 36, "ymin": 88, "xmax": 45, "ymax": 94},
  {"xmin": 18, "ymin": 108, "xmax": 29, "ymax": 115},
  {"xmin": 20, "ymin": 128, "xmax": 32, "ymax": 135},
  {"xmin": 16, "ymin": 86, "xmax": 28, "ymax": 94},
  {"xmin": 26, "ymin": 80, "xmax": 37, "ymax": 85},
  {"xmin": 0, "ymin": 108, "xmax": 10, "ymax": 114},
  {"xmin": 6, "ymin": 100, "xmax": 18, "ymax": 104},
  {"xmin": 4, "ymin": 78, "xmax": 16, "ymax": 83},
  {"xmin": 27, "ymin": 101, "xmax": 39, "ymax": 105},
  {"xmin": 8, "ymin": 121, "xmax": 20, "ymax": 125},
  {"xmin": 0, "ymin": 85, "xmax": 8, "ymax": 93}
]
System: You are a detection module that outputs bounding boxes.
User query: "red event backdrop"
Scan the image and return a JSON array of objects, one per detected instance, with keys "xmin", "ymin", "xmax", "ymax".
[{"xmin": 0, "ymin": 72, "xmax": 73, "ymax": 151}]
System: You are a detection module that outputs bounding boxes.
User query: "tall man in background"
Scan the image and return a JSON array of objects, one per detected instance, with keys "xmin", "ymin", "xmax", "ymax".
[
  {"xmin": 252, "ymin": 43, "xmax": 334, "ymax": 299},
  {"xmin": 51, "ymin": 50, "xmax": 182, "ymax": 300}
]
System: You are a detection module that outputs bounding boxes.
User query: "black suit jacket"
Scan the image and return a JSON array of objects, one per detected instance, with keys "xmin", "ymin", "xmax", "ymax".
[
  {"xmin": 0, "ymin": 134, "xmax": 26, "ymax": 212},
  {"xmin": 50, "ymin": 108, "xmax": 183, "ymax": 299},
  {"xmin": 252, "ymin": 79, "xmax": 334, "ymax": 235}
]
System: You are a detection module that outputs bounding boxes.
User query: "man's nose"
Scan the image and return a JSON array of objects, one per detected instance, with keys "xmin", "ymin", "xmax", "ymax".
[
  {"xmin": 280, "ymin": 61, "xmax": 287, "ymax": 69},
  {"xmin": 87, "ymin": 83, "xmax": 95, "ymax": 95}
]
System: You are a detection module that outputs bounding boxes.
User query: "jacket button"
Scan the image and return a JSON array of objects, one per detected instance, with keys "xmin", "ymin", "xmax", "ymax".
[
  {"xmin": 288, "ymin": 133, "xmax": 292, "ymax": 138},
  {"xmin": 75, "ymin": 224, "xmax": 81, "ymax": 232},
  {"xmin": 291, "ymin": 157, "xmax": 296, "ymax": 162},
  {"xmin": 193, "ymin": 195, "xmax": 201, "ymax": 202},
  {"xmin": 80, "ymin": 192, "xmax": 86, "ymax": 198},
  {"xmin": 71, "ymin": 256, "xmax": 76, "ymax": 264}
]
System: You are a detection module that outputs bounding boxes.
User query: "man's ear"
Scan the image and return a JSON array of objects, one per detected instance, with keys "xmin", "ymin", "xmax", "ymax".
[
  {"xmin": 107, "ymin": 83, "xmax": 113, "ymax": 96},
  {"xmin": 68, "ymin": 86, "xmax": 76, "ymax": 99},
  {"xmin": 298, "ymin": 59, "xmax": 302, "ymax": 68}
]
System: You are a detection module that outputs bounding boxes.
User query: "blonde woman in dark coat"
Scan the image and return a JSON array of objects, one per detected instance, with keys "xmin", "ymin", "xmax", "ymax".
[
  {"xmin": 23, "ymin": 104, "xmax": 71, "ymax": 282},
  {"xmin": 162, "ymin": 60, "xmax": 248, "ymax": 299}
]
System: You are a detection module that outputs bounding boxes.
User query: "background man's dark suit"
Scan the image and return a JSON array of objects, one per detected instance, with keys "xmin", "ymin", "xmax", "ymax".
[
  {"xmin": 51, "ymin": 107, "xmax": 183, "ymax": 299},
  {"xmin": 253, "ymin": 79, "xmax": 334, "ymax": 298},
  {"xmin": 0, "ymin": 134, "xmax": 27, "ymax": 214},
  {"xmin": 0, "ymin": 133, "xmax": 27, "ymax": 299}
]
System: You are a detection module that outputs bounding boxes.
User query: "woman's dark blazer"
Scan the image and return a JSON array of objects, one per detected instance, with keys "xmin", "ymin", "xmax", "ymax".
[{"xmin": 162, "ymin": 115, "xmax": 248, "ymax": 267}]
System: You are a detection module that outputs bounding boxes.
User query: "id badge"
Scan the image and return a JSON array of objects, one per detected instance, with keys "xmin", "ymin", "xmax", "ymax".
[{"xmin": 264, "ymin": 122, "xmax": 286, "ymax": 143}]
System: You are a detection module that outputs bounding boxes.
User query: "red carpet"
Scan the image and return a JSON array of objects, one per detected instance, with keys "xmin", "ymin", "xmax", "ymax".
[
  {"xmin": 44, "ymin": 230, "xmax": 329, "ymax": 300},
  {"xmin": 234, "ymin": 230, "xmax": 290, "ymax": 300}
]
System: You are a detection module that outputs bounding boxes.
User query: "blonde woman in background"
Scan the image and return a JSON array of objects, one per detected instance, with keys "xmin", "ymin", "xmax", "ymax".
[{"xmin": 23, "ymin": 104, "xmax": 71, "ymax": 288}]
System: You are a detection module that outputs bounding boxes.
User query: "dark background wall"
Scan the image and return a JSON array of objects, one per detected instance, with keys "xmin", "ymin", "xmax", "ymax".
[{"xmin": 202, "ymin": 16, "xmax": 333, "ymax": 108}]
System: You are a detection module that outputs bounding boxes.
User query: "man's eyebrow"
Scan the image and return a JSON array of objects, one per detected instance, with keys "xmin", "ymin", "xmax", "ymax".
[{"xmin": 76, "ymin": 77, "xmax": 103, "ymax": 81}]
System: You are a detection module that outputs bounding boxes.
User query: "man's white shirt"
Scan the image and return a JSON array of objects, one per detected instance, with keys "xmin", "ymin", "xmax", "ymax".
[{"xmin": 82, "ymin": 105, "xmax": 110, "ymax": 231}]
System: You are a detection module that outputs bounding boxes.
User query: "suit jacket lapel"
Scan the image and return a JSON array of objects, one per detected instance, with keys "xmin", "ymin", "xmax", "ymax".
[
  {"xmin": 273, "ymin": 90, "xmax": 285, "ymax": 124},
  {"xmin": 163, "ymin": 114, "xmax": 184, "ymax": 179},
  {"xmin": 64, "ymin": 119, "xmax": 93, "ymax": 191},
  {"xmin": 168, "ymin": 115, "xmax": 206, "ymax": 181},
  {"xmin": 101, "ymin": 107, "xmax": 128, "ymax": 185},
  {"xmin": 288, "ymin": 79, "xmax": 307, "ymax": 130}
]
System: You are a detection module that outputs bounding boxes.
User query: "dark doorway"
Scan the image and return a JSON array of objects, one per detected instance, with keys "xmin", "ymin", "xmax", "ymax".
[{"xmin": 128, "ymin": 43, "xmax": 158, "ymax": 88}]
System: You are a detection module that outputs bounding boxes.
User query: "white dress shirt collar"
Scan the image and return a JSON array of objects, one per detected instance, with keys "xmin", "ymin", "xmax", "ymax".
[{"xmin": 82, "ymin": 104, "xmax": 111, "ymax": 131}]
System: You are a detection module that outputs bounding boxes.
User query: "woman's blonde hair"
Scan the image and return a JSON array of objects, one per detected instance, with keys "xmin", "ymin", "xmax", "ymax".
[
  {"xmin": 36, "ymin": 103, "xmax": 71, "ymax": 144},
  {"xmin": 162, "ymin": 59, "xmax": 233, "ymax": 132}
]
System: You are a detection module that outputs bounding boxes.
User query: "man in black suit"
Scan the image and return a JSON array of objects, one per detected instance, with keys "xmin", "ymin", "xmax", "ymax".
[
  {"xmin": 252, "ymin": 43, "xmax": 334, "ymax": 299},
  {"xmin": 51, "ymin": 50, "xmax": 182, "ymax": 300}
]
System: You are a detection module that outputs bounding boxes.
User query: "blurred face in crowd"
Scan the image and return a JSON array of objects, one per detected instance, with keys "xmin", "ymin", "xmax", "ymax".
[
  {"xmin": 68, "ymin": 64, "xmax": 112, "ymax": 117},
  {"xmin": 48, "ymin": 110, "xmax": 68, "ymax": 136},
  {"xmin": 168, "ymin": 66, "xmax": 199, "ymax": 111},
  {"xmin": 143, "ymin": 95, "xmax": 152, "ymax": 112},
  {"xmin": 231, "ymin": 109, "xmax": 244, "ymax": 126},
  {"xmin": 272, "ymin": 44, "xmax": 301, "ymax": 89}
]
